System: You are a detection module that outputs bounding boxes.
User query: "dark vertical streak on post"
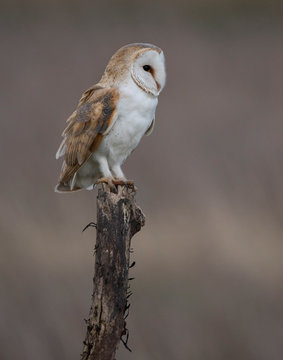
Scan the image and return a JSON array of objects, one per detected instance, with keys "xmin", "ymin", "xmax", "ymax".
[{"xmin": 81, "ymin": 184, "xmax": 145, "ymax": 360}]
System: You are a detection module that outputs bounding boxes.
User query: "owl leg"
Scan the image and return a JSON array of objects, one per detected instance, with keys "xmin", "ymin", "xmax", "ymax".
[
  {"xmin": 111, "ymin": 165, "xmax": 126, "ymax": 181},
  {"xmin": 95, "ymin": 157, "xmax": 115, "ymax": 190}
]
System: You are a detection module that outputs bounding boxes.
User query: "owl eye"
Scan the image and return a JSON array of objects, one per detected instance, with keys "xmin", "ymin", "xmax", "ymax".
[{"xmin": 143, "ymin": 65, "xmax": 151, "ymax": 72}]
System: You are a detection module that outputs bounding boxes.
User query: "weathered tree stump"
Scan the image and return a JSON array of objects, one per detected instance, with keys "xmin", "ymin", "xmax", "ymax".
[{"xmin": 81, "ymin": 184, "xmax": 145, "ymax": 360}]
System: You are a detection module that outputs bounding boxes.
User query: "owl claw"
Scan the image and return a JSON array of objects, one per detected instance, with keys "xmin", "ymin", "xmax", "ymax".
[
  {"xmin": 113, "ymin": 179, "xmax": 137, "ymax": 192},
  {"xmin": 96, "ymin": 178, "xmax": 136, "ymax": 193},
  {"xmin": 125, "ymin": 181, "xmax": 137, "ymax": 192},
  {"xmin": 112, "ymin": 179, "xmax": 125, "ymax": 186},
  {"xmin": 96, "ymin": 177, "xmax": 117, "ymax": 192}
]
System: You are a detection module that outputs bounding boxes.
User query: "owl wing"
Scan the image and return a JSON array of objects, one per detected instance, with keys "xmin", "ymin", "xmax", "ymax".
[{"xmin": 56, "ymin": 85, "xmax": 119, "ymax": 186}]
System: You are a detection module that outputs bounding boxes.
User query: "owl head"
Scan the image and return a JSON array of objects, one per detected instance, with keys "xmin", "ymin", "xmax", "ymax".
[{"xmin": 100, "ymin": 43, "xmax": 166, "ymax": 96}]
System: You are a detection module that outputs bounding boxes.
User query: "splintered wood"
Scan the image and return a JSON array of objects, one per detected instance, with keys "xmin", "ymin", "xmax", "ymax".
[{"xmin": 81, "ymin": 185, "xmax": 145, "ymax": 360}]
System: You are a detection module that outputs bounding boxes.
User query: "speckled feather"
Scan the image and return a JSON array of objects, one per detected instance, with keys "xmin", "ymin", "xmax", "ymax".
[{"xmin": 57, "ymin": 88, "xmax": 119, "ymax": 184}]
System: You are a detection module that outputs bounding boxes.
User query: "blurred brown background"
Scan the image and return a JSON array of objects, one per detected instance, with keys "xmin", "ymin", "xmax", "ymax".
[{"xmin": 1, "ymin": 0, "xmax": 283, "ymax": 359}]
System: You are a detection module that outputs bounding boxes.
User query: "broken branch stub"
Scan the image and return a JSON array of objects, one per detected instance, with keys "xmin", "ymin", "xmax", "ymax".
[{"xmin": 81, "ymin": 184, "xmax": 145, "ymax": 360}]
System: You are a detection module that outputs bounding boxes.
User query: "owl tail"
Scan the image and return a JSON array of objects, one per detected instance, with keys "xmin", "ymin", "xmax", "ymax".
[
  {"xmin": 54, "ymin": 182, "xmax": 95, "ymax": 193},
  {"xmin": 55, "ymin": 167, "xmax": 96, "ymax": 193},
  {"xmin": 54, "ymin": 182, "xmax": 83, "ymax": 193}
]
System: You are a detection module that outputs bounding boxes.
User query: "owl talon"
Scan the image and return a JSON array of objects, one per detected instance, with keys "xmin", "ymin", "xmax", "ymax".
[
  {"xmin": 112, "ymin": 179, "xmax": 137, "ymax": 192},
  {"xmin": 112, "ymin": 179, "xmax": 125, "ymax": 186},
  {"xmin": 112, "ymin": 178, "xmax": 137, "ymax": 192},
  {"xmin": 96, "ymin": 177, "xmax": 117, "ymax": 192},
  {"xmin": 125, "ymin": 181, "xmax": 137, "ymax": 192}
]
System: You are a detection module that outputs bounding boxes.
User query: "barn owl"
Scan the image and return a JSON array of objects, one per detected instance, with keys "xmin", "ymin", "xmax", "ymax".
[{"xmin": 55, "ymin": 43, "xmax": 166, "ymax": 192}]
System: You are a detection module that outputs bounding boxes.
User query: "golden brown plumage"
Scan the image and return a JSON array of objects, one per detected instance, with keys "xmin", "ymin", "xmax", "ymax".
[{"xmin": 56, "ymin": 87, "xmax": 119, "ymax": 189}]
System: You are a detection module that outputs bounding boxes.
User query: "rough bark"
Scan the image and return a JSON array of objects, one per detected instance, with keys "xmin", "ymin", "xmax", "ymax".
[{"xmin": 81, "ymin": 184, "xmax": 145, "ymax": 360}]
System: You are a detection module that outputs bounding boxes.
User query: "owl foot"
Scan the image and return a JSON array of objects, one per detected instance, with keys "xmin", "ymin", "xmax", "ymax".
[
  {"xmin": 125, "ymin": 180, "xmax": 137, "ymax": 192},
  {"xmin": 96, "ymin": 178, "xmax": 136, "ymax": 193},
  {"xmin": 96, "ymin": 177, "xmax": 117, "ymax": 192},
  {"xmin": 113, "ymin": 179, "xmax": 137, "ymax": 192}
]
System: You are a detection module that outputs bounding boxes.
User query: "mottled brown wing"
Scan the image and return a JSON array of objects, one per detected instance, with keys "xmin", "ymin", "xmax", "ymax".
[{"xmin": 57, "ymin": 86, "xmax": 119, "ymax": 184}]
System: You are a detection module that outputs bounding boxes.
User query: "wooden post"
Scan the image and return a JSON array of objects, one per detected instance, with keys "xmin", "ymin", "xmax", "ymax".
[{"xmin": 81, "ymin": 184, "xmax": 145, "ymax": 360}]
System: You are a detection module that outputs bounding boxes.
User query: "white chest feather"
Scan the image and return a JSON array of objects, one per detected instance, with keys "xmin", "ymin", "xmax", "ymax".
[{"xmin": 98, "ymin": 81, "xmax": 158, "ymax": 166}]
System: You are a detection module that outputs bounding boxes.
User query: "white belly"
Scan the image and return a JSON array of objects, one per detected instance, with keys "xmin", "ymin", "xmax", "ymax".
[
  {"xmin": 73, "ymin": 81, "xmax": 158, "ymax": 189},
  {"xmin": 96, "ymin": 82, "xmax": 158, "ymax": 166}
]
